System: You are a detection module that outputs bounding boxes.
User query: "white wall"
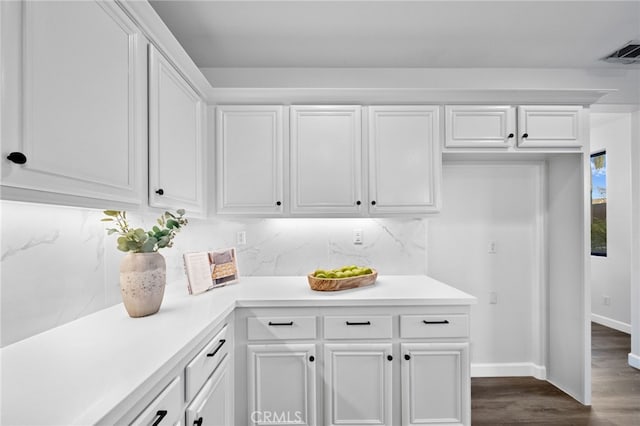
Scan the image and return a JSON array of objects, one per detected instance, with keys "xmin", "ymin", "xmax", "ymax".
[
  {"xmin": 590, "ymin": 113, "xmax": 633, "ymax": 332},
  {"xmin": 427, "ymin": 162, "xmax": 544, "ymax": 378},
  {"xmin": 631, "ymin": 110, "xmax": 640, "ymax": 370},
  {"xmin": 0, "ymin": 200, "xmax": 427, "ymax": 347}
]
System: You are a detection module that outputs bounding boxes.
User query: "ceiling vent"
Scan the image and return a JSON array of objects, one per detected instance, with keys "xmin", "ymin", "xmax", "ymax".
[{"xmin": 602, "ymin": 40, "xmax": 640, "ymax": 64}]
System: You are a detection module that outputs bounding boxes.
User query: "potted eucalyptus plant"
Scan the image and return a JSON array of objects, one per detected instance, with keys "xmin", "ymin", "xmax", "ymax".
[{"xmin": 102, "ymin": 209, "xmax": 187, "ymax": 317}]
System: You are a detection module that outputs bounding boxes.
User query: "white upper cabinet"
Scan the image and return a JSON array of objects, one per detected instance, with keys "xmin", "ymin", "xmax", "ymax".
[
  {"xmin": 445, "ymin": 106, "xmax": 515, "ymax": 148},
  {"xmin": 517, "ymin": 105, "xmax": 583, "ymax": 148},
  {"xmin": 1, "ymin": 0, "xmax": 146, "ymax": 205},
  {"xmin": 368, "ymin": 106, "xmax": 441, "ymax": 214},
  {"xmin": 290, "ymin": 106, "xmax": 363, "ymax": 216},
  {"xmin": 148, "ymin": 45, "xmax": 205, "ymax": 215},
  {"xmin": 216, "ymin": 106, "xmax": 284, "ymax": 215}
]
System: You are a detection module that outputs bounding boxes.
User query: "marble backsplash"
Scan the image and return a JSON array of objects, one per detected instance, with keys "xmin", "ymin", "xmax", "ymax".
[{"xmin": 0, "ymin": 200, "xmax": 427, "ymax": 347}]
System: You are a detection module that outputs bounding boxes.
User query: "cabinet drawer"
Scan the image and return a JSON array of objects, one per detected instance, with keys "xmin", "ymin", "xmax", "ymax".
[
  {"xmin": 186, "ymin": 325, "xmax": 229, "ymax": 401},
  {"xmin": 130, "ymin": 376, "xmax": 182, "ymax": 426},
  {"xmin": 247, "ymin": 316, "xmax": 316, "ymax": 340},
  {"xmin": 400, "ymin": 314, "xmax": 469, "ymax": 338},
  {"xmin": 324, "ymin": 315, "xmax": 392, "ymax": 339}
]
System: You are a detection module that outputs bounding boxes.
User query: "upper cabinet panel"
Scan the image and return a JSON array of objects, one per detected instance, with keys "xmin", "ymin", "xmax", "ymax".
[
  {"xmin": 148, "ymin": 45, "xmax": 205, "ymax": 215},
  {"xmin": 2, "ymin": 1, "xmax": 146, "ymax": 205},
  {"xmin": 368, "ymin": 106, "xmax": 441, "ymax": 214},
  {"xmin": 216, "ymin": 106, "xmax": 284, "ymax": 215},
  {"xmin": 517, "ymin": 106, "xmax": 583, "ymax": 148},
  {"xmin": 290, "ymin": 106, "xmax": 363, "ymax": 216},
  {"xmin": 445, "ymin": 106, "xmax": 515, "ymax": 148}
]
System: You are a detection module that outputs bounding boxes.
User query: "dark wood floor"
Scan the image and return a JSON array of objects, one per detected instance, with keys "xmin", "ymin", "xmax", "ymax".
[{"xmin": 471, "ymin": 323, "xmax": 640, "ymax": 425}]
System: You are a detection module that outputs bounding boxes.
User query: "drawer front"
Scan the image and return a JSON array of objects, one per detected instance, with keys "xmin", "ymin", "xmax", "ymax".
[
  {"xmin": 400, "ymin": 314, "xmax": 469, "ymax": 338},
  {"xmin": 324, "ymin": 315, "xmax": 392, "ymax": 339},
  {"xmin": 247, "ymin": 316, "xmax": 317, "ymax": 340},
  {"xmin": 130, "ymin": 376, "xmax": 182, "ymax": 426},
  {"xmin": 186, "ymin": 324, "xmax": 229, "ymax": 401}
]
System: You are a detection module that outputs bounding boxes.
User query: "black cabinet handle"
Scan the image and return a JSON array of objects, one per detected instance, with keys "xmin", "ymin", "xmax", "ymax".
[
  {"xmin": 151, "ymin": 410, "xmax": 168, "ymax": 426},
  {"xmin": 345, "ymin": 321, "xmax": 371, "ymax": 326},
  {"xmin": 309, "ymin": 355, "xmax": 315, "ymax": 362},
  {"xmin": 507, "ymin": 133, "xmax": 515, "ymax": 139},
  {"xmin": 356, "ymin": 200, "xmax": 361, "ymax": 206},
  {"xmin": 268, "ymin": 321, "xmax": 294, "ymax": 326},
  {"xmin": 522, "ymin": 133, "xmax": 529, "ymax": 138},
  {"xmin": 387, "ymin": 355, "xmax": 393, "ymax": 361},
  {"xmin": 276, "ymin": 201, "xmax": 282, "ymax": 206},
  {"xmin": 423, "ymin": 320, "xmax": 450, "ymax": 325},
  {"xmin": 193, "ymin": 416, "xmax": 203, "ymax": 426},
  {"xmin": 6, "ymin": 152, "xmax": 27, "ymax": 164},
  {"xmin": 404, "ymin": 354, "xmax": 411, "ymax": 361},
  {"xmin": 371, "ymin": 200, "xmax": 377, "ymax": 206},
  {"xmin": 155, "ymin": 188, "xmax": 164, "ymax": 195},
  {"xmin": 206, "ymin": 339, "xmax": 226, "ymax": 358}
]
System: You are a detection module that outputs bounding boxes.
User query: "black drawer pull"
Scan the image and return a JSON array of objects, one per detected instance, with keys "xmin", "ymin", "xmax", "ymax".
[
  {"xmin": 194, "ymin": 417, "xmax": 203, "ymax": 426},
  {"xmin": 423, "ymin": 320, "xmax": 450, "ymax": 325},
  {"xmin": 404, "ymin": 354, "xmax": 411, "ymax": 361},
  {"xmin": 206, "ymin": 339, "xmax": 226, "ymax": 358},
  {"xmin": 387, "ymin": 355, "xmax": 393, "ymax": 361},
  {"xmin": 522, "ymin": 133, "xmax": 529, "ymax": 138},
  {"xmin": 346, "ymin": 321, "xmax": 371, "ymax": 326},
  {"xmin": 151, "ymin": 410, "xmax": 168, "ymax": 426},
  {"xmin": 309, "ymin": 355, "xmax": 315, "ymax": 362},
  {"xmin": 268, "ymin": 321, "xmax": 294, "ymax": 326}
]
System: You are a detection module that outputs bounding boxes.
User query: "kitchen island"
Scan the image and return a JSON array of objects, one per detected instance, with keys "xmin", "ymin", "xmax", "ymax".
[{"xmin": 1, "ymin": 275, "xmax": 476, "ymax": 426}]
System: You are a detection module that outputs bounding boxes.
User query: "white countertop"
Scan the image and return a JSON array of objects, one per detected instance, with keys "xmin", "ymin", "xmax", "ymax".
[{"xmin": 0, "ymin": 275, "xmax": 475, "ymax": 426}]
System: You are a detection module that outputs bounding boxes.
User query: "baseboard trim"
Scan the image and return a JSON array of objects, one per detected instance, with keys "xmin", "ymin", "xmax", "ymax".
[
  {"xmin": 591, "ymin": 313, "xmax": 631, "ymax": 334},
  {"xmin": 629, "ymin": 353, "xmax": 640, "ymax": 370},
  {"xmin": 471, "ymin": 362, "xmax": 546, "ymax": 380}
]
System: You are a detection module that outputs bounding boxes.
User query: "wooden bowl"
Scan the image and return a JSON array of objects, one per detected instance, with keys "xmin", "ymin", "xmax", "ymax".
[{"xmin": 307, "ymin": 269, "xmax": 378, "ymax": 292}]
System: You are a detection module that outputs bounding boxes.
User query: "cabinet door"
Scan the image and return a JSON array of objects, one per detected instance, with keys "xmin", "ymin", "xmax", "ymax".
[
  {"xmin": 247, "ymin": 344, "xmax": 316, "ymax": 426},
  {"xmin": 148, "ymin": 46, "xmax": 205, "ymax": 215},
  {"xmin": 324, "ymin": 343, "xmax": 393, "ymax": 426},
  {"xmin": 368, "ymin": 106, "xmax": 441, "ymax": 214},
  {"xmin": 444, "ymin": 105, "xmax": 515, "ymax": 148},
  {"xmin": 517, "ymin": 106, "xmax": 583, "ymax": 148},
  {"xmin": 2, "ymin": 0, "xmax": 145, "ymax": 205},
  {"xmin": 401, "ymin": 343, "xmax": 470, "ymax": 426},
  {"xmin": 290, "ymin": 106, "xmax": 362, "ymax": 216},
  {"xmin": 216, "ymin": 106, "xmax": 284, "ymax": 215},
  {"xmin": 186, "ymin": 356, "xmax": 233, "ymax": 426}
]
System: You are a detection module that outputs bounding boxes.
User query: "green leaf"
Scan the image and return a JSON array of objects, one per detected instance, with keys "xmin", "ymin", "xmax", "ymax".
[
  {"xmin": 166, "ymin": 219, "xmax": 178, "ymax": 229},
  {"xmin": 152, "ymin": 226, "xmax": 161, "ymax": 234},
  {"xmin": 103, "ymin": 210, "xmax": 120, "ymax": 217},
  {"xmin": 140, "ymin": 237, "xmax": 157, "ymax": 253},
  {"xmin": 176, "ymin": 209, "xmax": 185, "ymax": 216},
  {"xmin": 134, "ymin": 228, "xmax": 147, "ymax": 240},
  {"xmin": 107, "ymin": 229, "xmax": 118, "ymax": 235},
  {"xmin": 100, "ymin": 218, "xmax": 114, "ymax": 222},
  {"xmin": 127, "ymin": 240, "xmax": 140, "ymax": 251}
]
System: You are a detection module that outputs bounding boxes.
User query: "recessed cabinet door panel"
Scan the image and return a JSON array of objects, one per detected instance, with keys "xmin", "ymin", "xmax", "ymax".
[
  {"xmin": 186, "ymin": 356, "xmax": 233, "ymax": 426},
  {"xmin": 3, "ymin": 0, "xmax": 145, "ymax": 204},
  {"xmin": 517, "ymin": 106, "xmax": 582, "ymax": 148},
  {"xmin": 216, "ymin": 106, "xmax": 284, "ymax": 215},
  {"xmin": 401, "ymin": 342, "xmax": 470, "ymax": 426},
  {"xmin": 445, "ymin": 105, "xmax": 515, "ymax": 148},
  {"xmin": 149, "ymin": 46, "xmax": 205, "ymax": 214},
  {"xmin": 290, "ymin": 106, "xmax": 362, "ymax": 215},
  {"xmin": 324, "ymin": 343, "xmax": 393, "ymax": 426},
  {"xmin": 368, "ymin": 106, "xmax": 441, "ymax": 214},
  {"xmin": 248, "ymin": 344, "xmax": 316, "ymax": 426}
]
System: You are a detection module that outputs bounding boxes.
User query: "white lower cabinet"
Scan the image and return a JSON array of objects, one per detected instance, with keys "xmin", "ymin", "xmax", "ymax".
[
  {"xmin": 130, "ymin": 376, "xmax": 183, "ymax": 426},
  {"xmin": 186, "ymin": 355, "xmax": 233, "ymax": 426},
  {"xmin": 324, "ymin": 343, "xmax": 393, "ymax": 426},
  {"xmin": 247, "ymin": 343, "xmax": 317, "ymax": 426},
  {"xmin": 401, "ymin": 343, "xmax": 470, "ymax": 426}
]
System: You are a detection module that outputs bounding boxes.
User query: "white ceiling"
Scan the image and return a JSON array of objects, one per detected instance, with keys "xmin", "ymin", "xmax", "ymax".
[{"xmin": 149, "ymin": 0, "xmax": 640, "ymax": 69}]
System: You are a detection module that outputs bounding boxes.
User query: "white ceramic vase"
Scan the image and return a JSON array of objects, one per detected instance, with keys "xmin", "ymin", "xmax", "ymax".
[{"xmin": 119, "ymin": 252, "xmax": 166, "ymax": 318}]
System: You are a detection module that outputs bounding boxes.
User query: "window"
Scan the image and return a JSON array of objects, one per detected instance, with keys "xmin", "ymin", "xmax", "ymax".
[{"xmin": 591, "ymin": 151, "xmax": 607, "ymax": 256}]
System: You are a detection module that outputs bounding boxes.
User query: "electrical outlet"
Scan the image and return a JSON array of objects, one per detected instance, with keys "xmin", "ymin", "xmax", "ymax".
[
  {"xmin": 489, "ymin": 291, "xmax": 498, "ymax": 304},
  {"xmin": 353, "ymin": 229, "xmax": 363, "ymax": 245},
  {"xmin": 236, "ymin": 231, "xmax": 246, "ymax": 245},
  {"xmin": 603, "ymin": 295, "xmax": 611, "ymax": 306},
  {"xmin": 488, "ymin": 241, "xmax": 497, "ymax": 254}
]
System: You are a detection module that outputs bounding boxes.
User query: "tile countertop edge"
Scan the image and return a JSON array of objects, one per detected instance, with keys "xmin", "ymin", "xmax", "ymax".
[{"xmin": 1, "ymin": 275, "xmax": 476, "ymax": 426}]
